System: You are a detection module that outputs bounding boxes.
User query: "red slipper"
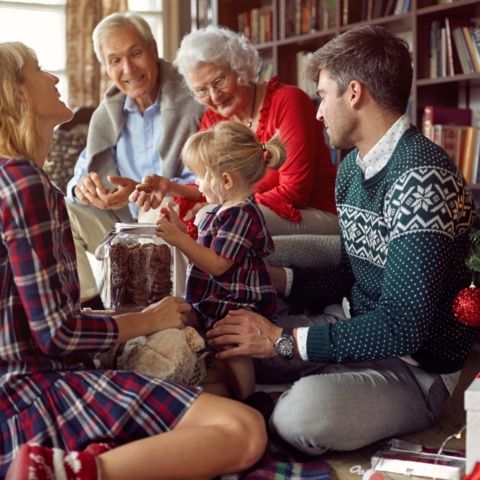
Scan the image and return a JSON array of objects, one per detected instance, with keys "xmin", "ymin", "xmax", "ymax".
[{"xmin": 6, "ymin": 443, "xmax": 99, "ymax": 480}]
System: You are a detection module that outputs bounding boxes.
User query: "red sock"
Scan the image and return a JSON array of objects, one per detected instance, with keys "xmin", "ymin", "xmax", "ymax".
[{"xmin": 6, "ymin": 443, "xmax": 99, "ymax": 480}]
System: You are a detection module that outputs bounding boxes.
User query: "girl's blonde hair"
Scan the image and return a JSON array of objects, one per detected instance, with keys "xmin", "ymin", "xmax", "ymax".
[
  {"xmin": 182, "ymin": 121, "xmax": 286, "ymax": 194},
  {"xmin": 0, "ymin": 42, "xmax": 40, "ymax": 160}
]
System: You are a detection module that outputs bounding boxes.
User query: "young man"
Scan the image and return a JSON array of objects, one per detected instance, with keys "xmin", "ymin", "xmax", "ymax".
[
  {"xmin": 66, "ymin": 12, "xmax": 206, "ymax": 309},
  {"xmin": 207, "ymin": 25, "xmax": 479, "ymax": 455}
]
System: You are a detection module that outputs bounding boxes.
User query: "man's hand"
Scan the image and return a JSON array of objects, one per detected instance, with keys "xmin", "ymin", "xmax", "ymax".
[
  {"xmin": 206, "ymin": 309, "xmax": 283, "ymax": 359},
  {"xmin": 265, "ymin": 265, "xmax": 287, "ymax": 296},
  {"xmin": 129, "ymin": 174, "xmax": 171, "ymax": 212},
  {"xmin": 75, "ymin": 173, "xmax": 136, "ymax": 210}
]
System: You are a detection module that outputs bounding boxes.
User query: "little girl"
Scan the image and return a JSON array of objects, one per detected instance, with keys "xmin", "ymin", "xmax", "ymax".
[{"xmin": 156, "ymin": 121, "xmax": 286, "ymax": 400}]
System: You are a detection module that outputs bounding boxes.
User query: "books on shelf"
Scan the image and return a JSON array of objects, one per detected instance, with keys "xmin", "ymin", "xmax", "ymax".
[
  {"xmin": 259, "ymin": 58, "xmax": 274, "ymax": 82},
  {"xmin": 433, "ymin": 125, "xmax": 480, "ymax": 183},
  {"xmin": 238, "ymin": 6, "xmax": 272, "ymax": 44},
  {"xmin": 422, "ymin": 105, "xmax": 472, "ymax": 141},
  {"xmin": 430, "ymin": 18, "xmax": 480, "ymax": 78}
]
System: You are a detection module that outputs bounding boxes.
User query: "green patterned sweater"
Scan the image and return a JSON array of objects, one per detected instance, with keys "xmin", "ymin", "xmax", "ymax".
[{"xmin": 291, "ymin": 125, "xmax": 479, "ymax": 374}]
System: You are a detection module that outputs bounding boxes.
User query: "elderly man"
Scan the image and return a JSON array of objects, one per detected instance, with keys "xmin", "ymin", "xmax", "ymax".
[
  {"xmin": 207, "ymin": 25, "xmax": 479, "ymax": 455},
  {"xmin": 66, "ymin": 12, "xmax": 205, "ymax": 310}
]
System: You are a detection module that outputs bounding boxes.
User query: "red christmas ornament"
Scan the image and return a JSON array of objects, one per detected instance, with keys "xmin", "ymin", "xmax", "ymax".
[{"xmin": 453, "ymin": 283, "xmax": 480, "ymax": 327}]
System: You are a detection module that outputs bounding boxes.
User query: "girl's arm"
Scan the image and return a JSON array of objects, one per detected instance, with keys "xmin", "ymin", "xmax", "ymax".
[{"xmin": 156, "ymin": 218, "xmax": 234, "ymax": 276}]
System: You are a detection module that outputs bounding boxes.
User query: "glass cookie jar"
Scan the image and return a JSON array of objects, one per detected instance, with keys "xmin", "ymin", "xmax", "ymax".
[{"xmin": 95, "ymin": 223, "xmax": 174, "ymax": 311}]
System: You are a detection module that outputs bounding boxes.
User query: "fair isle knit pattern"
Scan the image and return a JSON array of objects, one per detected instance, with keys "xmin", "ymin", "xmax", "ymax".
[{"xmin": 291, "ymin": 126, "xmax": 479, "ymax": 374}]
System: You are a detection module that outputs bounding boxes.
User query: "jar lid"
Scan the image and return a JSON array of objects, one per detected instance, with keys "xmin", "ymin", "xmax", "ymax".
[{"xmin": 114, "ymin": 223, "xmax": 157, "ymax": 235}]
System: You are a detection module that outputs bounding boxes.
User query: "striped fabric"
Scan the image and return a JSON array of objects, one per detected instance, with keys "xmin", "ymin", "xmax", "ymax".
[
  {"xmin": 183, "ymin": 196, "xmax": 277, "ymax": 329},
  {"xmin": 0, "ymin": 158, "xmax": 201, "ymax": 476}
]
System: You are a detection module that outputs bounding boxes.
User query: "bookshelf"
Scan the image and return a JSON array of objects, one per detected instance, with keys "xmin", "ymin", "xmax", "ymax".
[{"xmin": 190, "ymin": 0, "xmax": 480, "ymax": 170}]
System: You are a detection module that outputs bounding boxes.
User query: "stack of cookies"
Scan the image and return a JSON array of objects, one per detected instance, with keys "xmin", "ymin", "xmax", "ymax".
[{"xmin": 109, "ymin": 242, "xmax": 172, "ymax": 308}]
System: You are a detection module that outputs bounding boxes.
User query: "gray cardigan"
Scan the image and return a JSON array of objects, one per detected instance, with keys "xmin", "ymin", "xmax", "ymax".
[{"xmin": 85, "ymin": 58, "xmax": 206, "ymax": 223}]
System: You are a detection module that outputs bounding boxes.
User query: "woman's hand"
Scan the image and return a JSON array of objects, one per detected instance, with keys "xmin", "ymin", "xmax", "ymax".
[
  {"xmin": 157, "ymin": 203, "xmax": 187, "ymax": 234},
  {"xmin": 206, "ymin": 309, "xmax": 282, "ymax": 359},
  {"xmin": 129, "ymin": 174, "xmax": 172, "ymax": 212},
  {"xmin": 114, "ymin": 296, "xmax": 192, "ymax": 344}
]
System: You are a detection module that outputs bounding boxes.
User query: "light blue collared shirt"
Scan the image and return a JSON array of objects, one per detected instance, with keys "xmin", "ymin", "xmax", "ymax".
[{"xmin": 66, "ymin": 87, "xmax": 196, "ymax": 217}]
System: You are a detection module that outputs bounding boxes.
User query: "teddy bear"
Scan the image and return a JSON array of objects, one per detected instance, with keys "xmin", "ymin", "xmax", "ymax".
[{"xmin": 94, "ymin": 327, "xmax": 213, "ymax": 386}]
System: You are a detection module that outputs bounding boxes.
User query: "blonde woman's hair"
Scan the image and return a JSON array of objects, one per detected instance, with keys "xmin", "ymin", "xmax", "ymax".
[
  {"xmin": 0, "ymin": 42, "xmax": 40, "ymax": 160},
  {"xmin": 182, "ymin": 121, "xmax": 286, "ymax": 196}
]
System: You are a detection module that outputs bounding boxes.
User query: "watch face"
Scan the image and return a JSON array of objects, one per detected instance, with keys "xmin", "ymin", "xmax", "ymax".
[{"xmin": 275, "ymin": 336, "xmax": 294, "ymax": 359}]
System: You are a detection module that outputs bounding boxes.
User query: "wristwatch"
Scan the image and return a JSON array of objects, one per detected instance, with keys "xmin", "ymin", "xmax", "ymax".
[{"xmin": 274, "ymin": 327, "xmax": 295, "ymax": 360}]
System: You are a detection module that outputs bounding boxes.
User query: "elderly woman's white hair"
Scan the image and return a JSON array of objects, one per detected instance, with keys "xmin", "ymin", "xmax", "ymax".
[
  {"xmin": 93, "ymin": 12, "xmax": 154, "ymax": 64},
  {"xmin": 174, "ymin": 26, "xmax": 262, "ymax": 87}
]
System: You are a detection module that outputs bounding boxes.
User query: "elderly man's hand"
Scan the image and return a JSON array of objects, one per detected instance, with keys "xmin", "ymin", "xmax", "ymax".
[
  {"xmin": 129, "ymin": 174, "xmax": 171, "ymax": 212},
  {"xmin": 206, "ymin": 309, "xmax": 282, "ymax": 359},
  {"xmin": 75, "ymin": 173, "xmax": 136, "ymax": 210}
]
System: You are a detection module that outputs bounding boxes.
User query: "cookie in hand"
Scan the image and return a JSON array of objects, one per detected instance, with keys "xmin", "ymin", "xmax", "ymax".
[{"xmin": 136, "ymin": 183, "xmax": 154, "ymax": 194}]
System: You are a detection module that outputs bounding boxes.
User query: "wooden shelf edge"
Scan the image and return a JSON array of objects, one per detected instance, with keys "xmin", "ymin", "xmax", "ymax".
[
  {"xmin": 275, "ymin": 28, "xmax": 337, "ymax": 47},
  {"xmin": 417, "ymin": 0, "xmax": 480, "ymax": 16},
  {"xmin": 417, "ymin": 72, "xmax": 480, "ymax": 86},
  {"xmin": 339, "ymin": 12, "xmax": 412, "ymax": 32}
]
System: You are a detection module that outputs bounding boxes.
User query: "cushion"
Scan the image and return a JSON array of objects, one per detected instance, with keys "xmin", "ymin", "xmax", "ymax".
[{"xmin": 45, "ymin": 130, "xmax": 86, "ymax": 193}]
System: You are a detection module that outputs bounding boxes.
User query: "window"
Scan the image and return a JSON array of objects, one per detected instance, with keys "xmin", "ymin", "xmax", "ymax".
[
  {"xmin": 128, "ymin": 0, "xmax": 163, "ymax": 57},
  {"xmin": 0, "ymin": 0, "xmax": 68, "ymax": 103}
]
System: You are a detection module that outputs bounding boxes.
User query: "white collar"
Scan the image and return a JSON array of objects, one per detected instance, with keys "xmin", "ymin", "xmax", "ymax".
[{"xmin": 356, "ymin": 113, "xmax": 411, "ymax": 180}]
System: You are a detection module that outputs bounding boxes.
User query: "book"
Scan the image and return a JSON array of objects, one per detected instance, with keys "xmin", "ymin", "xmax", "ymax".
[
  {"xmin": 384, "ymin": 0, "xmax": 396, "ymax": 16},
  {"xmin": 403, "ymin": 0, "xmax": 411, "ymax": 13},
  {"xmin": 461, "ymin": 127, "xmax": 477, "ymax": 182},
  {"xmin": 325, "ymin": 0, "xmax": 336, "ymax": 29},
  {"xmin": 295, "ymin": 0, "xmax": 302, "ymax": 35},
  {"xmin": 444, "ymin": 17, "xmax": 455, "ymax": 76},
  {"xmin": 422, "ymin": 106, "xmax": 472, "ymax": 141},
  {"xmin": 296, "ymin": 51, "xmax": 317, "ymax": 97},
  {"xmin": 457, "ymin": 26, "xmax": 475, "ymax": 73},
  {"xmin": 452, "ymin": 27, "xmax": 472, "ymax": 74},
  {"xmin": 302, "ymin": 0, "xmax": 311, "ymax": 33},
  {"xmin": 471, "ymin": 128, "xmax": 480, "ymax": 185},
  {"xmin": 260, "ymin": 58, "xmax": 274, "ymax": 82},
  {"xmin": 441, "ymin": 27, "xmax": 447, "ymax": 77},
  {"xmin": 462, "ymin": 26, "xmax": 480, "ymax": 72},
  {"xmin": 279, "ymin": 0, "xmax": 286, "ymax": 39},
  {"xmin": 393, "ymin": 0, "xmax": 405, "ymax": 16},
  {"xmin": 430, "ymin": 22, "xmax": 437, "ymax": 79},
  {"xmin": 433, "ymin": 124, "xmax": 468, "ymax": 168},
  {"xmin": 468, "ymin": 27, "xmax": 480, "ymax": 71}
]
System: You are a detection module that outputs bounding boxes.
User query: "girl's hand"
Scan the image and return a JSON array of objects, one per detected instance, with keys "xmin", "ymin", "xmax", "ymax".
[
  {"xmin": 156, "ymin": 218, "xmax": 185, "ymax": 246},
  {"xmin": 156, "ymin": 203, "xmax": 187, "ymax": 234}
]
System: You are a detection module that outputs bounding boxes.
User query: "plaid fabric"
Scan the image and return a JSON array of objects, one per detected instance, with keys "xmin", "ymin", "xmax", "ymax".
[
  {"xmin": 0, "ymin": 370, "xmax": 200, "ymax": 477},
  {"xmin": 183, "ymin": 196, "xmax": 277, "ymax": 329},
  {"xmin": 220, "ymin": 441, "xmax": 331, "ymax": 480},
  {"xmin": 0, "ymin": 158, "xmax": 201, "ymax": 475}
]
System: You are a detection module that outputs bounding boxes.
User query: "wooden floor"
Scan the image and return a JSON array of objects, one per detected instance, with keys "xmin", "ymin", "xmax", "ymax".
[{"xmin": 321, "ymin": 350, "xmax": 480, "ymax": 480}]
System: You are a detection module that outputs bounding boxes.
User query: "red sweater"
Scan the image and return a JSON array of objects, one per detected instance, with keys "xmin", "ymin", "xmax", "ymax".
[{"xmin": 200, "ymin": 76, "xmax": 337, "ymax": 221}]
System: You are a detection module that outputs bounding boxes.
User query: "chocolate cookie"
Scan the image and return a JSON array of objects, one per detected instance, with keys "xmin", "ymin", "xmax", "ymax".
[
  {"xmin": 136, "ymin": 183, "xmax": 154, "ymax": 194},
  {"xmin": 110, "ymin": 243, "xmax": 130, "ymax": 265},
  {"xmin": 155, "ymin": 244, "xmax": 171, "ymax": 264}
]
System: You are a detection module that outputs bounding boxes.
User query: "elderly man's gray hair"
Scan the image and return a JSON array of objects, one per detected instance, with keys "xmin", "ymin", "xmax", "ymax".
[
  {"xmin": 175, "ymin": 26, "xmax": 262, "ymax": 87},
  {"xmin": 93, "ymin": 12, "xmax": 154, "ymax": 64}
]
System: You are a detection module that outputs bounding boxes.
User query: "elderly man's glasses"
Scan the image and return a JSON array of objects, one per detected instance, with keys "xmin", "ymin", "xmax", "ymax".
[{"xmin": 192, "ymin": 72, "xmax": 232, "ymax": 99}]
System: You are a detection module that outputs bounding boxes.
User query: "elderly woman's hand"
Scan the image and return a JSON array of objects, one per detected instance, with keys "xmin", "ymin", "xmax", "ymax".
[{"xmin": 128, "ymin": 174, "xmax": 172, "ymax": 212}]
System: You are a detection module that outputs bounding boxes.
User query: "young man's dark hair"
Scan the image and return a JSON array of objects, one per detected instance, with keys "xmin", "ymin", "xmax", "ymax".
[{"xmin": 305, "ymin": 25, "xmax": 412, "ymax": 115}]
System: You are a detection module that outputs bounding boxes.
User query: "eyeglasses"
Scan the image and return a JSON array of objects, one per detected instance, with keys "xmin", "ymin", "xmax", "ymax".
[{"xmin": 191, "ymin": 72, "xmax": 232, "ymax": 99}]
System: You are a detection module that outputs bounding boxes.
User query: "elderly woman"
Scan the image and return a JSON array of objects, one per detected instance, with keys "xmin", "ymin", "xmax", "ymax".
[
  {"xmin": 0, "ymin": 41, "xmax": 266, "ymax": 480},
  {"xmin": 131, "ymin": 26, "xmax": 339, "ymax": 236}
]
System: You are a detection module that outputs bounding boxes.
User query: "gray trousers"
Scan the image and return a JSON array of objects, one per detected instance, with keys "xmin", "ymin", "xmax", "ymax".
[{"xmin": 254, "ymin": 306, "xmax": 449, "ymax": 456}]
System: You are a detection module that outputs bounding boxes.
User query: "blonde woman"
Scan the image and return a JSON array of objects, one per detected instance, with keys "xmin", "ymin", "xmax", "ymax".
[{"xmin": 0, "ymin": 42, "xmax": 266, "ymax": 480}]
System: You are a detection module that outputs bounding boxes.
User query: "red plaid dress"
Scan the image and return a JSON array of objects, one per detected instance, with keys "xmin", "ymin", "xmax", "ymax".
[
  {"xmin": 0, "ymin": 158, "xmax": 201, "ymax": 477},
  {"xmin": 183, "ymin": 196, "xmax": 277, "ymax": 329}
]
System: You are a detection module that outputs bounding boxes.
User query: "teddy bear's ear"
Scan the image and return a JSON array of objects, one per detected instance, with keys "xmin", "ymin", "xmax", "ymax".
[{"xmin": 184, "ymin": 326, "xmax": 205, "ymax": 352}]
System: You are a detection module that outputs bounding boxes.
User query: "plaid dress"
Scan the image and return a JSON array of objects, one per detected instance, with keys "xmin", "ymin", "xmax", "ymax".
[
  {"xmin": 183, "ymin": 196, "xmax": 277, "ymax": 329},
  {"xmin": 0, "ymin": 158, "xmax": 201, "ymax": 477}
]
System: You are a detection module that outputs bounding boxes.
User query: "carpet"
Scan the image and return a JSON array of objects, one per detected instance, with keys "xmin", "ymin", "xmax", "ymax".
[{"xmin": 219, "ymin": 441, "xmax": 331, "ymax": 480}]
